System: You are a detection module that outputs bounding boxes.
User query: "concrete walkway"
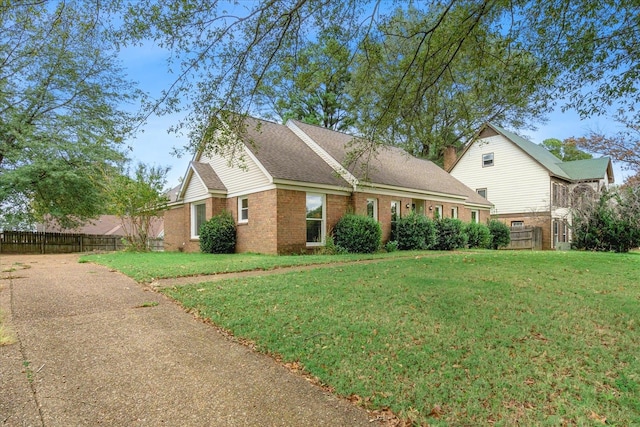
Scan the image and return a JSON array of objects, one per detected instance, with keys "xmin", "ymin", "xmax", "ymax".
[{"xmin": 0, "ymin": 253, "xmax": 385, "ymax": 426}]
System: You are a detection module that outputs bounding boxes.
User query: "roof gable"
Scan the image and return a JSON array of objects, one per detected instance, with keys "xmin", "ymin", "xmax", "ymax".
[
  {"xmin": 190, "ymin": 162, "xmax": 227, "ymax": 191},
  {"xmin": 236, "ymin": 117, "xmax": 351, "ymax": 188},
  {"xmin": 487, "ymin": 124, "xmax": 570, "ymax": 179},
  {"xmin": 454, "ymin": 123, "xmax": 614, "ymax": 184}
]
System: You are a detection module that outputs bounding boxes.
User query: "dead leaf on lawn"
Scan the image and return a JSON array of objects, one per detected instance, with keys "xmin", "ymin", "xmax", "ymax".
[{"xmin": 588, "ymin": 410, "xmax": 607, "ymax": 424}]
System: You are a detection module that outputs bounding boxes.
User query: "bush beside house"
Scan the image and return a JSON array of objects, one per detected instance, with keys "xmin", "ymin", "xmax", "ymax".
[
  {"xmin": 199, "ymin": 211, "xmax": 236, "ymax": 254},
  {"xmin": 433, "ymin": 218, "xmax": 468, "ymax": 250},
  {"xmin": 488, "ymin": 220, "xmax": 511, "ymax": 249},
  {"xmin": 333, "ymin": 214, "xmax": 382, "ymax": 254},
  {"xmin": 465, "ymin": 222, "xmax": 492, "ymax": 249},
  {"xmin": 395, "ymin": 212, "xmax": 437, "ymax": 250}
]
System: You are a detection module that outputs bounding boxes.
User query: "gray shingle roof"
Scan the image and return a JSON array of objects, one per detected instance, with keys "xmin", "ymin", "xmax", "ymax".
[
  {"xmin": 240, "ymin": 117, "xmax": 351, "ymax": 188},
  {"xmin": 190, "ymin": 161, "xmax": 227, "ymax": 192},
  {"xmin": 291, "ymin": 120, "xmax": 492, "ymax": 206}
]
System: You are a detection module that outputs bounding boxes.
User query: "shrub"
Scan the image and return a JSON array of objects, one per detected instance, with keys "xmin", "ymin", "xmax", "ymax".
[
  {"xmin": 333, "ymin": 214, "xmax": 381, "ymax": 253},
  {"xmin": 465, "ymin": 222, "xmax": 491, "ymax": 249},
  {"xmin": 488, "ymin": 219, "xmax": 510, "ymax": 249},
  {"xmin": 385, "ymin": 240, "xmax": 399, "ymax": 252},
  {"xmin": 199, "ymin": 210, "xmax": 236, "ymax": 254},
  {"xmin": 314, "ymin": 234, "xmax": 349, "ymax": 255},
  {"xmin": 433, "ymin": 218, "xmax": 468, "ymax": 250},
  {"xmin": 572, "ymin": 188, "xmax": 640, "ymax": 253},
  {"xmin": 395, "ymin": 212, "xmax": 436, "ymax": 250}
]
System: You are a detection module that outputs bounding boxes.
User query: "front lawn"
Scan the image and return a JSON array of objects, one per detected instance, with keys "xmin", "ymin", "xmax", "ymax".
[
  {"xmin": 162, "ymin": 250, "xmax": 640, "ymax": 425},
  {"xmin": 80, "ymin": 250, "xmax": 424, "ymax": 282}
]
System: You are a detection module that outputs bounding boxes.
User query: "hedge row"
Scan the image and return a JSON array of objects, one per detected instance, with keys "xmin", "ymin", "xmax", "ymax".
[{"xmin": 331, "ymin": 212, "xmax": 510, "ymax": 253}]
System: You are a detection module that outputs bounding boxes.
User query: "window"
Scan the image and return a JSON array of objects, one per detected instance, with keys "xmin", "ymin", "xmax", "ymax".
[
  {"xmin": 238, "ymin": 197, "xmax": 248, "ymax": 223},
  {"xmin": 391, "ymin": 200, "xmax": 400, "ymax": 240},
  {"xmin": 476, "ymin": 188, "xmax": 487, "ymax": 199},
  {"xmin": 450, "ymin": 207, "xmax": 458, "ymax": 219},
  {"xmin": 191, "ymin": 202, "xmax": 206, "ymax": 238},
  {"xmin": 482, "ymin": 153, "xmax": 494, "ymax": 167},
  {"xmin": 306, "ymin": 193, "xmax": 325, "ymax": 246},
  {"xmin": 553, "ymin": 220, "xmax": 568, "ymax": 245},
  {"xmin": 471, "ymin": 210, "xmax": 479, "ymax": 223},
  {"xmin": 434, "ymin": 205, "xmax": 443, "ymax": 219},
  {"xmin": 511, "ymin": 221, "xmax": 524, "ymax": 228},
  {"xmin": 367, "ymin": 198, "xmax": 378, "ymax": 221},
  {"xmin": 552, "ymin": 183, "xmax": 569, "ymax": 207}
]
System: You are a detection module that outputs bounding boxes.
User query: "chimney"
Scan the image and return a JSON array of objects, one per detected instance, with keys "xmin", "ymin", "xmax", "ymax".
[{"xmin": 443, "ymin": 146, "xmax": 457, "ymax": 172}]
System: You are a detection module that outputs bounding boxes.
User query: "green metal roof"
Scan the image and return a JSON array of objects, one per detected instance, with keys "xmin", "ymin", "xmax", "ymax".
[
  {"xmin": 488, "ymin": 124, "xmax": 613, "ymax": 183},
  {"xmin": 489, "ymin": 124, "xmax": 570, "ymax": 179},
  {"xmin": 559, "ymin": 157, "xmax": 613, "ymax": 181}
]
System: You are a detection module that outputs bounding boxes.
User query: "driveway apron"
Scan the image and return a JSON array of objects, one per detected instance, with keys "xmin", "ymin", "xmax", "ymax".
[{"xmin": 0, "ymin": 254, "xmax": 379, "ymax": 426}]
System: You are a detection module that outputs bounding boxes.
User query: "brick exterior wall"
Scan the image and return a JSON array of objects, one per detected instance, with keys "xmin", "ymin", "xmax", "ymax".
[
  {"xmin": 163, "ymin": 205, "xmax": 188, "ymax": 252},
  {"xmin": 276, "ymin": 189, "xmax": 307, "ymax": 254},
  {"xmin": 234, "ymin": 190, "xmax": 279, "ymax": 254},
  {"xmin": 164, "ymin": 190, "xmax": 494, "ymax": 254}
]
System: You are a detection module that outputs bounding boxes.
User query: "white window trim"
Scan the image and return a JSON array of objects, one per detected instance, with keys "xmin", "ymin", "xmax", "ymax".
[
  {"xmin": 191, "ymin": 202, "xmax": 206, "ymax": 239},
  {"xmin": 391, "ymin": 200, "xmax": 400, "ymax": 220},
  {"xmin": 367, "ymin": 198, "xmax": 378, "ymax": 221},
  {"xmin": 238, "ymin": 196, "xmax": 249, "ymax": 224},
  {"xmin": 482, "ymin": 153, "xmax": 494, "ymax": 167},
  {"xmin": 306, "ymin": 193, "xmax": 326, "ymax": 247},
  {"xmin": 451, "ymin": 206, "xmax": 458, "ymax": 219},
  {"xmin": 471, "ymin": 210, "xmax": 479, "ymax": 223},
  {"xmin": 434, "ymin": 205, "xmax": 443, "ymax": 219}
]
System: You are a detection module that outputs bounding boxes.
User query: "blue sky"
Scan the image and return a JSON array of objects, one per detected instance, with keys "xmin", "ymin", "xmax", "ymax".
[{"xmin": 119, "ymin": 43, "xmax": 631, "ymax": 189}]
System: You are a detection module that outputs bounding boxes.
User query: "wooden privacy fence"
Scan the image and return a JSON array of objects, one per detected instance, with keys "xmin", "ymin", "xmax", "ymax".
[
  {"xmin": 507, "ymin": 226, "xmax": 542, "ymax": 250},
  {"xmin": 0, "ymin": 231, "xmax": 163, "ymax": 254}
]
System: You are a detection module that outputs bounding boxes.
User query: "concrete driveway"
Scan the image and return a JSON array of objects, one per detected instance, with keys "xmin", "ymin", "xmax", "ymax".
[{"xmin": 0, "ymin": 253, "xmax": 385, "ymax": 426}]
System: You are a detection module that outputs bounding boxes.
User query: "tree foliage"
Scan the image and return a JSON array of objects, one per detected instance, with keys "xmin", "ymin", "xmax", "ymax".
[
  {"xmin": 572, "ymin": 187, "xmax": 640, "ymax": 253},
  {"xmin": 106, "ymin": 164, "xmax": 169, "ymax": 251},
  {"xmin": 541, "ymin": 138, "xmax": 592, "ymax": 162},
  {"xmin": 119, "ymin": 0, "xmax": 639, "ymax": 164},
  {"xmin": 0, "ymin": 1, "xmax": 137, "ymax": 229},
  {"xmin": 349, "ymin": 5, "xmax": 552, "ymax": 162},
  {"xmin": 256, "ymin": 26, "xmax": 355, "ymax": 132}
]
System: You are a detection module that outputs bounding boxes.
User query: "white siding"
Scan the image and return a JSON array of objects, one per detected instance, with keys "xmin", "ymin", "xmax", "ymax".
[
  {"xmin": 183, "ymin": 172, "xmax": 208, "ymax": 202},
  {"xmin": 201, "ymin": 145, "xmax": 271, "ymax": 196},
  {"xmin": 451, "ymin": 135, "xmax": 551, "ymax": 215}
]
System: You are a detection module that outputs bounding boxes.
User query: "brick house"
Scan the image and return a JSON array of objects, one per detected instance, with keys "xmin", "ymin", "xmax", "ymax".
[
  {"xmin": 448, "ymin": 123, "xmax": 614, "ymax": 249},
  {"xmin": 164, "ymin": 116, "xmax": 492, "ymax": 254}
]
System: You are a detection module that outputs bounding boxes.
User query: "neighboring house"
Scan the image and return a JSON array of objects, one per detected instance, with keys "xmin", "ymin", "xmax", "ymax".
[
  {"xmin": 165, "ymin": 116, "xmax": 492, "ymax": 254},
  {"xmin": 448, "ymin": 123, "xmax": 614, "ymax": 249},
  {"xmin": 37, "ymin": 214, "xmax": 165, "ymax": 238}
]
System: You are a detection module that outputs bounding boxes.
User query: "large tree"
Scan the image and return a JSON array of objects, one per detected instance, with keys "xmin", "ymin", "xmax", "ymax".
[
  {"xmin": 348, "ymin": 5, "xmax": 552, "ymax": 162},
  {"xmin": 0, "ymin": 1, "xmax": 137, "ymax": 229},
  {"xmin": 120, "ymin": 1, "xmax": 640, "ymax": 161},
  {"xmin": 106, "ymin": 163, "xmax": 170, "ymax": 251},
  {"xmin": 541, "ymin": 138, "xmax": 592, "ymax": 162},
  {"xmin": 256, "ymin": 26, "xmax": 355, "ymax": 132}
]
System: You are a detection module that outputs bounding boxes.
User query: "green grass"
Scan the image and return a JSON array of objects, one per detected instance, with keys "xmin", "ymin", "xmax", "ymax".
[
  {"xmin": 80, "ymin": 250, "xmax": 426, "ymax": 282},
  {"xmin": 161, "ymin": 251, "xmax": 640, "ymax": 425},
  {"xmin": 0, "ymin": 308, "xmax": 16, "ymax": 346}
]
